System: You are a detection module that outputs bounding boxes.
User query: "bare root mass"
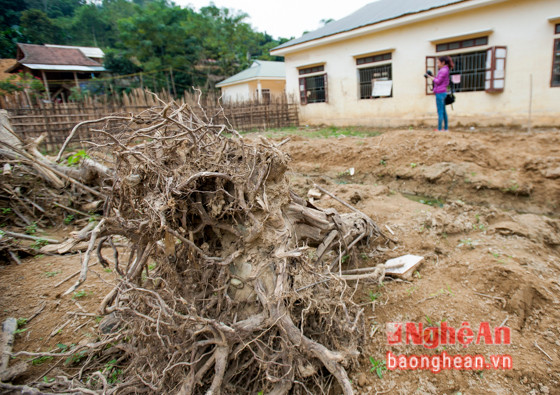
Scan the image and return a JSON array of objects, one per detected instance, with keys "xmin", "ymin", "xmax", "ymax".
[
  {"xmin": 12, "ymin": 101, "xmax": 389, "ymax": 394},
  {"xmin": 0, "ymin": 112, "xmax": 106, "ymax": 263}
]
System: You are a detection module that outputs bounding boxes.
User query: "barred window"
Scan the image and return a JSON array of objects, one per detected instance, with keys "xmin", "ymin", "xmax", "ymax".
[
  {"xmin": 301, "ymin": 75, "xmax": 326, "ymax": 103},
  {"xmin": 449, "ymin": 50, "xmax": 487, "ymax": 92},
  {"xmin": 552, "ymin": 39, "xmax": 560, "ymax": 87},
  {"xmin": 298, "ymin": 64, "xmax": 327, "ymax": 104},
  {"xmin": 358, "ymin": 64, "xmax": 392, "ymax": 99}
]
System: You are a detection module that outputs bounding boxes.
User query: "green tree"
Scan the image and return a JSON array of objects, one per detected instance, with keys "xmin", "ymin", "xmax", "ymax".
[
  {"xmin": 0, "ymin": 0, "xmax": 27, "ymax": 30},
  {"xmin": 20, "ymin": 9, "xmax": 60, "ymax": 44},
  {"xmin": 116, "ymin": 1, "xmax": 204, "ymax": 89},
  {"xmin": 24, "ymin": 0, "xmax": 85, "ymax": 19}
]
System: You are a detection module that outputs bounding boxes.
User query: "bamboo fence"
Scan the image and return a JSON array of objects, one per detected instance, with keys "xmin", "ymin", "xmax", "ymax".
[{"xmin": 1, "ymin": 89, "xmax": 299, "ymax": 152}]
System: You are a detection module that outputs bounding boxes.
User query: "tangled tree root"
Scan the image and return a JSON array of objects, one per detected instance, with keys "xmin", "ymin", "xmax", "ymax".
[
  {"xmin": 0, "ymin": 111, "xmax": 107, "ymax": 263},
  {"xmin": 13, "ymin": 99, "xmax": 391, "ymax": 394}
]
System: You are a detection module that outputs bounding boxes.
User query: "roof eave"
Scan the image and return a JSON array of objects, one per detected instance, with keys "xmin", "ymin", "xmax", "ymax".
[
  {"xmin": 271, "ymin": 0, "xmax": 507, "ymax": 56},
  {"xmin": 216, "ymin": 76, "xmax": 285, "ymax": 88},
  {"xmin": 22, "ymin": 64, "xmax": 106, "ymax": 72}
]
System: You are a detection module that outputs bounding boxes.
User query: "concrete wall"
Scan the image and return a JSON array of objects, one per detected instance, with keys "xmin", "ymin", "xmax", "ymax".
[
  {"xmin": 279, "ymin": 0, "xmax": 560, "ymax": 127},
  {"xmin": 221, "ymin": 79, "xmax": 286, "ymax": 103}
]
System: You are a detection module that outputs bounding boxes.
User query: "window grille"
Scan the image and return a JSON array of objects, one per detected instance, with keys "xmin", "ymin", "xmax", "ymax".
[
  {"xmin": 303, "ymin": 75, "xmax": 326, "ymax": 103},
  {"xmin": 552, "ymin": 39, "xmax": 560, "ymax": 87},
  {"xmin": 359, "ymin": 64, "xmax": 392, "ymax": 99},
  {"xmin": 449, "ymin": 50, "xmax": 487, "ymax": 92}
]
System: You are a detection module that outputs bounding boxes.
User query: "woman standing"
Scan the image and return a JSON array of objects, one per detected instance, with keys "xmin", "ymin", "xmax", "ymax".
[{"xmin": 427, "ymin": 56, "xmax": 454, "ymax": 131}]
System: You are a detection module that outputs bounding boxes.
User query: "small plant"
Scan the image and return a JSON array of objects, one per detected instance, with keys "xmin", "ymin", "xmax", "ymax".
[
  {"xmin": 57, "ymin": 343, "xmax": 71, "ymax": 352},
  {"xmin": 504, "ymin": 181, "xmax": 519, "ymax": 193},
  {"xmin": 104, "ymin": 359, "xmax": 123, "ymax": 384},
  {"xmin": 379, "ymin": 159, "xmax": 387, "ymax": 166},
  {"xmin": 410, "ymin": 163, "xmax": 417, "ymax": 168},
  {"xmin": 25, "ymin": 222, "xmax": 37, "ymax": 235},
  {"xmin": 45, "ymin": 270, "xmax": 61, "ymax": 278},
  {"xmin": 104, "ymin": 268, "xmax": 113, "ymax": 273},
  {"xmin": 65, "ymin": 350, "xmax": 87, "ymax": 366},
  {"xmin": 42, "ymin": 376, "xmax": 55, "ymax": 383},
  {"xmin": 369, "ymin": 357, "xmax": 387, "ymax": 379},
  {"xmin": 67, "ymin": 149, "xmax": 89, "ymax": 166},
  {"xmin": 368, "ymin": 291, "xmax": 380, "ymax": 302},
  {"xmin": 63, "ymin": 214, "xmax": 75, "ymax": 225},
  {"xmin": 72, "ymin": 290, "xmax": 88, "ymax": 299},
  {"xmin": 0, "ymin": 207, "xmax": 12, "ymax": 214},
  {"xmin": 88, "ymin": 214, "xmax": 100, "ymax": 223},
  {"xmin": 14, "ymin": 328, "xmax": 29, "ymax": 335},
  {"xmin": 425, "ymin": 315, "xmax": 434, "ymax": 326},
  {"xmin": 458, "ymin": 238, "xmax": 476, "ymax": 249},
  {"xmin": 31, "ymin": 356, "xmax": 53, "ymax": 365},
  {"xmin": 17, "ymin": 317, "xmax": 28, "ymax": 327},
  {"xmin": 30, "ymin": 239, "xmax": 49, "ymax": 249}
]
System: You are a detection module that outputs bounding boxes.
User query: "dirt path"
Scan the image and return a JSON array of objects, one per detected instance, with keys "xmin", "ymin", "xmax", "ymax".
[{"xmin": 1, "ymin": 127, "xmax": 559, "ymax": 394}]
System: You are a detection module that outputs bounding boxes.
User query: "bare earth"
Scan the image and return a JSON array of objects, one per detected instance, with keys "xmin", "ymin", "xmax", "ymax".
[{"xmin": 2, "ymin": 126, "xmax": 560, "ymax": 394}]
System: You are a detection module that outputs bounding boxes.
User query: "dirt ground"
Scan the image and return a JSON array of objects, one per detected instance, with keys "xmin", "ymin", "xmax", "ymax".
[{"xmin": 2, "ymin": 126, "xmax": 560, "ymax": 394}]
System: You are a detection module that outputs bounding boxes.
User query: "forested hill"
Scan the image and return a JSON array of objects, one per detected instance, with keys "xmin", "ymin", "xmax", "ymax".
[{"xmin": 0, "ymin": 0, "xmax": 292, "ymax": 90}]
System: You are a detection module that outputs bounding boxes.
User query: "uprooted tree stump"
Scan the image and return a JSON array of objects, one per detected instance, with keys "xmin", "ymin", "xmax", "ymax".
[
  {"xmin": 18, "ymin": 100, "xmax": 391, "ymax": 394},
  {"xmin": 0, "ymin": 110, "xmax": 108, "ymax": 263}
]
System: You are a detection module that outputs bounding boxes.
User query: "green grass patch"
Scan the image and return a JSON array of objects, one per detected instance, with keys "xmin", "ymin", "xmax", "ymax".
[{"xmin": 246, "ymin": 126, "xmax": 382, "ymax": 139}]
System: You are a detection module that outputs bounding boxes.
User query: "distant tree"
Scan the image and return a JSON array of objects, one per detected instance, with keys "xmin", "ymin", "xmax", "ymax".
[
  {"xmin": 104, "ymin": 48, "xmax": 142, "ymax": 75},
  {"xmin": 0, "ymin": 28, "xmax": 23, "ymax": 58},
  {"xmin": 20, "ymin": 9, "xmax": 60, "ymax": 44},
  {"xmin": 116, "ymin": 1, "xmax": 205, "ymax": 89},
  {"xmin": 0, "ymin": 0, "xmax": 27, "ymax": 30},
  {"xmin": 24, "ymin": 0, "xmax": 85, "ymax": 18},
  {"xmin": 60, "ymin": 4, "xmax": 112, "ymax": 47}
]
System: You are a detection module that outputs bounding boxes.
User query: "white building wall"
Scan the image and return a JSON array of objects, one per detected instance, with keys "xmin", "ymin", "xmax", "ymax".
[
  {"xmin": 221, "ymin": 84, "xmax": 251, "ymax": 103},
  {"xmin": 281, "ymin": 0, "xmax": 560, "ymax": 127}
]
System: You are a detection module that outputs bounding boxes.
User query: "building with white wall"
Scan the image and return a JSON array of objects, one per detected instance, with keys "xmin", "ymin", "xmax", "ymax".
[
  {"xmin": 216, "ymin": 60, "xmax": 286, "ymax": 103},
  {"xmin": 271, "ymin": 0, "xmax": 560, "ymax": 127}
]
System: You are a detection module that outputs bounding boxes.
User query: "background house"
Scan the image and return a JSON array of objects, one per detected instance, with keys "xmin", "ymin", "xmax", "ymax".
[
  {"xmin": 216, "ymin": 60, "xmax": 286, "ymax": 103},
  {"xmin": 271, "ymin": 0, "xmax": 560, "ymax": 127},
  {"xmin": 7, "ymin": 43, "xmax": 105, "ymax": 102}
]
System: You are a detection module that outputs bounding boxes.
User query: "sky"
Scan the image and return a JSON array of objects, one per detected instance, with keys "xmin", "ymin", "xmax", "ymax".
[{"xmin": 174, "ymin": 0, "xmax": 377, "ymax": 39}]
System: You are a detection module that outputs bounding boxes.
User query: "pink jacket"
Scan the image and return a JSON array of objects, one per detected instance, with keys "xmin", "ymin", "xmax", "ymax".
[{"xmin": 433, "ymin": 66, "xmax": 449, "ymax": 94}]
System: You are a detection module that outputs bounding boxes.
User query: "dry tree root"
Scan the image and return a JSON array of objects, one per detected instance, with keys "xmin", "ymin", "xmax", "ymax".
[
  {"xmin": 0, "ymin": 110, "xmax": 110, "ymax": 261},
  {"xmin": 36, "ymin": 99, "xmax": 389, "ymax": 394}
]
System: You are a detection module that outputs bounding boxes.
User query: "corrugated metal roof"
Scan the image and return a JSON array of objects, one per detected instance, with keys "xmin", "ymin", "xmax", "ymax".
[
  {"xmin": 23, "ymin": 64, "xmax": 106, "ymax": 72},
  {"xmin": 45, "ymin": 44, "xmax": 105, "ymax": 59},
  {"xmin": 274, "ymin": 0, "xmax": 468, "ymax": 50},
  {"xmin": 216, "ymin": 60, "xmax": 285, "ymax": 87}
]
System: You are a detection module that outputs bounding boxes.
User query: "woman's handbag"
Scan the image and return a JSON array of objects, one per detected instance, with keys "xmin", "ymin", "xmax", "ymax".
[
  {"xmin": 445, "ymin": 75, "xmax": 456, "ymax": 107},
  {"xmin": 445, "ymin": 93, "xmax": 455, "ymax": 105}
]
